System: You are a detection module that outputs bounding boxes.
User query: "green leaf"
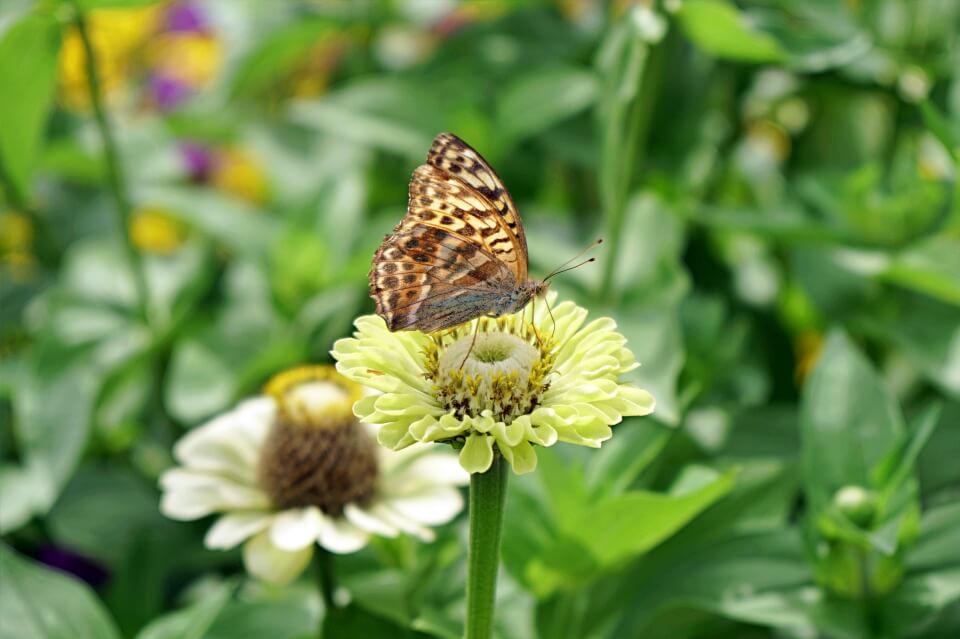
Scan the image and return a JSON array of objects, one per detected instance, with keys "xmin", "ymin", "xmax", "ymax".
[
  {"xmin": 135, "ymin": 581, "xmax": 232, "ymax": 639},
  {"xmin": 568, "ymin": 466, "xmax": 737, "ymax": 566},
  {"xmin": 13, "ymin": 362, "xmax": 101, "ymax": 518},
  {"xmin": 920, "ymin": 101, "xmax": 959, "ymax": 162},
  {"xmin": 0, "ymin": 10, "xmax": 61, "ymax": 203},
  {"xmin": 0, "ymin": 464, "xmax": 47, "ymax": 533},
  {"xmin": 677, "ymin": 0, "xmax": 786, "ymax": 63},
  {"xmin": 230, "ymin": 18, "xmax": 338, "ymax": 98},
  {"xmin": 497, "ymin": 67, "xmax": 598, "ymax": 142},
  {"xmin": 882, "ymin": 234, "xmax": 960, "ymax": 307},
  {"xmin": 800, "ymin": 330, "xmax": 904, "ymax": 512},
  {"xmin": 0, "ymin": 544, "xmax": 121, "ymax": 639},
  {"xmin": 322, "ymin": 603, "xmax": 416, "ymax": 638},
  {"xmin": 75, "ymin": 0, "xmax": 162, "ymax": 8},
  {"xmin": 872, "ymin": 404, "xmax": 941, "ymax": 503}
]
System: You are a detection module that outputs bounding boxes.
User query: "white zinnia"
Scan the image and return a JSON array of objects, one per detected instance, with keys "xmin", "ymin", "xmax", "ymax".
[{"xmin": 159, "ymin": 367, "xmax": 467, "ymax": 585}]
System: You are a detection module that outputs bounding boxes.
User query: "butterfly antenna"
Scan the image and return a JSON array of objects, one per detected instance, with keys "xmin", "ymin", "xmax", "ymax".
[
  {"xmin": 459, "ymin": 319, "xmax": 482, "ymax": 371},
  {"xmin": 546, "ymin": 295, "xmax": 557, "ymax": 342},
  {"xmin": 544, "ymin": 257, "xmax": 597, "ymax": 281},
  {"xmin": 543, "ymin": 238, "xmax": 603, "ymax": 281}
]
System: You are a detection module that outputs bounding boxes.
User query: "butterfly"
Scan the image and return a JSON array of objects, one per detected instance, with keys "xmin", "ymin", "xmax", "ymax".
[{"xmin": 369, "ymin": 132, "xmax": 551, "ymax": 333}]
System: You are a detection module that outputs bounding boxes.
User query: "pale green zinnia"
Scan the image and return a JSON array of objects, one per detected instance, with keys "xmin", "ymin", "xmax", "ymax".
[{"xmin": 331, "ymin": 294, "xmax": 655, "ymax": 474}]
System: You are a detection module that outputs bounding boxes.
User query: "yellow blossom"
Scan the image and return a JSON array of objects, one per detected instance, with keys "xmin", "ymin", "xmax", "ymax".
[
  {"xmin": 129, "ymin": 207, "xmax": 187, "ymax": 254},
  {"xmin": 212, "ymin": 148, "xmax": 269, "ymax": 204},
  {"xmin": 146, "ymin": 32, "xmax": 222, "ymax": 88}
]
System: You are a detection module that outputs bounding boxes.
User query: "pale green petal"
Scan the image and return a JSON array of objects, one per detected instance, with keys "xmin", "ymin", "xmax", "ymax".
[
  {"xmin": 460, "ymin": 433, "xmax": 494, "ymax": 473},
  {"xmin": 500, "ymin": 440, "xmax": 538, "ymax": 474},
  {"xmin": 243, "ymin": 530, "xmax": 313, "ymax": 585}
]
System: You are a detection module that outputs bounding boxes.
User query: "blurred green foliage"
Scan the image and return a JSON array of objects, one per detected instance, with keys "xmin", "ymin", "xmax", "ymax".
[{"xmin": 1, "ymin": 0, "xmax": 959, "ymax": 637}]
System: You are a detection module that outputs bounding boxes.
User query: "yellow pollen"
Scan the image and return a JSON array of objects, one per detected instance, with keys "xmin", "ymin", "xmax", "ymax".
[{"xmin": 264, "ymin": 364, "xmax": 363, "ymax": 427}]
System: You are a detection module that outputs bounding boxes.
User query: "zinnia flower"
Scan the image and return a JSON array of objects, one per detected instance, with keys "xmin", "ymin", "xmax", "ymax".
[
  {"xmin": 332, "ymin": 294, "xmax": 655, "ymax": 474},
  {"xmin": 159, "ymin": 365, "xmax": 467, "ymax": 585}
]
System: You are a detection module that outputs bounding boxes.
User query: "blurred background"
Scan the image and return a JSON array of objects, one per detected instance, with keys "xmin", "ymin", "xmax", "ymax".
[{"xmin": 1, "ymin": 1, "xmax": 958, "ymax": 638}]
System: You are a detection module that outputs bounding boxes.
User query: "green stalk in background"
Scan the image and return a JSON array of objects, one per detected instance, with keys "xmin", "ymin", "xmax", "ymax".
[
  {"xmin": 465, "ymin": 456, "xmax": 509, "ymax": 639},
  {"xmin": 71, "ymin": 0, "xmax": 149, "ymax": 322}
]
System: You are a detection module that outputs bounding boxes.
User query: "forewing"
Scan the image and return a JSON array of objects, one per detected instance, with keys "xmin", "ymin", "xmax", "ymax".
[
  {"xmin": 427, "ymin": 133, "xmax": 529, "ymax": 281},
  {"xmin": 370, "ymin": 214, "xmax": 514, "ymax": 332}
]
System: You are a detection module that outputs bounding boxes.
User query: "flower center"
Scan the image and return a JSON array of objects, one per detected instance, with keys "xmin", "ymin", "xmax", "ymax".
[
  {"xmin": 426, "ymin": 318, "xmax": 555, "ymax": 424},
  {"xmin": 257, "ymin": 366, "xmax": 378, "ymax": 516}
]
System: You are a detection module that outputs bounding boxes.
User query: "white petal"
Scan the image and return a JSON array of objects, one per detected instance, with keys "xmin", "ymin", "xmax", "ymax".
[
  {"xmin": 343, "ymin": 503, "xmax": 399, "ymax": 537},
  {"xmin": 159, "ymin": 468, "xmax": 269, "ymax": 520},
  {"xmin": 204, "ymin": 513, "xmax": 272, "ymax": 549},
  {"xmin": 385, "ymin": 487, "xmax": 463, "ymax": 526},
  {"xmin": 366, "ymin": 502, "xmax": 435, "ymax": 541},
  {"xmin": 173, "ymin": 397, "xmax": 274, "ymax": 477},
  {"xmin": 316, "ymin": 516, "xmax": 369, "ymax": 554},
  {"xmin": 243, "ymin": 530, "xmax": 313, "ymax": 585},
  {"xmin": 269, "ymin": 507, "xmax": 324, "ymax": 551}
]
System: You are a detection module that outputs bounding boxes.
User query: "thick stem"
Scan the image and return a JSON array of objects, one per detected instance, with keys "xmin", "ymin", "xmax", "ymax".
[
  {"xmin": 465, "ymin": 455, "xmax": 509, "ymax": 639},
  {"xmin": 316, "ymin": 547, "xmax": 338, "ymax": 613},
  {"xmin": 71, "ymin": 2, "xmax": 149, "ymax": 322}
]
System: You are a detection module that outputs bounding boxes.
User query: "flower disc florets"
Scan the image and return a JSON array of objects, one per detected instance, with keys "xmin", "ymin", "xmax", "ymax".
[
  {"xmin": 428, "ymin": 318, "xmax": 553, "ymax": 424},
  {"xmin": 332, "ymin": 294, "xmax": 655, "ymax": 474}
]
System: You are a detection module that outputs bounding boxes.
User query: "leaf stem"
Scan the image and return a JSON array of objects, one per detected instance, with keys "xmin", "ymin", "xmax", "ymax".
[
  {"xmin": 465, "ymin": 455, "xmax": 509, "ymax": 639},
  {"xmin": 71, "ymin": 1, "xmax": 149, "ymax": 322}
]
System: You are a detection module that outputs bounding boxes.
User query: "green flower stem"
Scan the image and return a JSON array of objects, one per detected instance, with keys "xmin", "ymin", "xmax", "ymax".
[
  {"xmin": 465, "ymin": 455, "xmax": 509, "ymax": 639},
  {"xmin": 71, "ymin": 1, "xmax": 149, "ymax": 322},
  {"xmin": 316, "ymin": 547, "xmax": 338, "ymax": 613}
]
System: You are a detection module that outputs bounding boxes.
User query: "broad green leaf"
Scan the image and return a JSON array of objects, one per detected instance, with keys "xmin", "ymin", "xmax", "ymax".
[
  {"xmin": 135, "ymin": 581, "xmax": 232, "ymax": 639},
  {"xmin": 165, "ymin": 337, "xmax": 238, "ymax": 424},
  {"xmin": 76, "ymin": 0, "xmax": 162, "ymax": 7},
  {"xmin": 0, "ymin": 464, "xmax": 47, "ymax": 533},
  {"xmin": 13, "ymin": 363, "xmax": 101, "ymax": 517},
  {"xmin": 0, "ymin": 10, "xmax": 61, "ymax": 202},
  {"xmin": 920, "ymin": 101, "xmax": 959, "ymax": 162},
  {"xmin": 568, "ymin": 466, "xmax": 737, "ymax": 566},
  {"xmin": 677, "ymin": 0, "xmax": 786, "ymax": 63},
  {"xmin": 322, "ymin": 603, "xmax": 416, "ymax": 638},
  {"xmin": 872, "ymin": 404, "xmax": 941, "ymax": 502},
  {"xmin": 497, "ymin": 67, "xmax": 598, "ymax": 142},
  {"xmin": 206, "ymin": 598, "xmax": 319, "ymax": 639},
  {"xmin": 800, "ymin": 330, "xmax": 904, "ymax": 511},
  {"xmin": 0, "ymin": 544, "xmax": 121, "ymax": 639}
]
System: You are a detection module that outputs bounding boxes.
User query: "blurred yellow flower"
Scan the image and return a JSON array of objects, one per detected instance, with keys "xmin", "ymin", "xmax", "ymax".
[
  {"xmin": 212, "ymin": 148, "xmax": 268, "ymax": 204},
  {"xmin": 58, "ymin": 6, "xmax": 161, "ymax": 109},
  {"xmin": 0, "ymin": 211, "xmax": 36, "ymax": 279},
  {"xmin": 129, "ymin": 207, "xmax": 187, "ymax": 254},
  {"xmin": 146, "ymin": 32, "xmax": 222, "ymax": 88}
]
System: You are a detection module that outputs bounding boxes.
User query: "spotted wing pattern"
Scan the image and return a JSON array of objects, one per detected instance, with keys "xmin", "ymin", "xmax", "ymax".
[
  {"xmin": 369, "ymin": 133, "xmax": 530, "ymax": 332},
  {"xmin": 427, "ymin": 133, "xmax": 528, "ymax": 281}
]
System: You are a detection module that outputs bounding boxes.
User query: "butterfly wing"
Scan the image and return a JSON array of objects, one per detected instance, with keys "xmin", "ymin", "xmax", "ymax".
[
  {"xmin": 369, "ymin": 133, "xmax": 529, "ymax": 333},
  {"xmin": 427, "ymin": 133, "xmax": 529, "ymax": 281},
  {"xmin": 370, "ymin": 173, "xmax": 517, "ymax": 332}
]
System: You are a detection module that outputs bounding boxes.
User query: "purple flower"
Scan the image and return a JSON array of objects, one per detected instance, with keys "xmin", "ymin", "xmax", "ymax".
[
  {"xmin": 179, "ymin": 141, "xmax": 216, "ymax": 182},
  {"xmin": 35, "ymin": 544, "xmax": 109, "ymax": 589},
  {"xmin": 165, "ymin": 1, "xmax": 209, "ymax": 34},
  {"xmin": 149, "ymin": 73, "xmax": 192, "ymax": 111}
]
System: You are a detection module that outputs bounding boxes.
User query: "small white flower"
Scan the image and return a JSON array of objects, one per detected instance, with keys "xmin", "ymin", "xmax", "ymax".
[{"xmin": 159, "ymin": 365, "xmax": 467, "ymax": 585}]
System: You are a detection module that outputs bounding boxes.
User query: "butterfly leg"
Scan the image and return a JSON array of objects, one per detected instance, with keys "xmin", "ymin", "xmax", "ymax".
[{"xmin": 458, "ymin": 319, "xmax": 482, "ymax": 370}]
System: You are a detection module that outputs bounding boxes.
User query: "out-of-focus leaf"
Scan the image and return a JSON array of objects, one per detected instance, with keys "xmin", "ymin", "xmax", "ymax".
[
  {"xmin": 165, "ymin": 337, "xmax": 238, "ymax": 424},
  {"xmin": 135, "ymin": 186, "xmax": 278, "ymax": 255},
  {"xmin": 13, "ymin": 363, "xmax": 101, "ymax": 518},
  {"xmin": 800, "ymin": 330, "xmax": 904, "ymax": 512},
  {"xmin": 230, "ymin": 18, "xmax": 338, "ymax": 98},
  {"xmin": 882, "ymin": 235, "xmax": 960, "ymax": 306},
  {"xmin": 920, "ymin": 101, "xmax": 959, "ymax": 162},
  {"xmin": 0, "ymin": 464, "xmax": 46, "ymax": 533},
  {"xmin": 677, "ymin": 0, "xmax": 785, "ymax": 63},
  {"xmin": 135, "ymin": 581, "xmax": 232, "ymax": 639},
  {"xmin": 288, "ymin": 80, "xmax": 436, "ymax": 159},
  {"xmin": 322, "ymin": 603, "xmax": 416, "ymax": 638},
  {"xmin": 76, "ymin": 0, "xmax": 162, "ymax": 7},
  {"xmin": 583, "ymin": 421, "xmax": 670, "ymax": 498},
  {"xmin": 47, "ymin": 466, "xmax": 166, "ymax": 565},
  {"xmin": 206, "ymin": 597, "xmax": 320, "ymax": 639},
  {"xmin": 497, "ymin": 67, "xmax": 598, "ymax": 142},
  {"xmin": 0, "ymin": 544, "xmax": 122, "ymax": 639},
  {"xmin": 872, "ymin": 404, "xmax": 940, "ymax": 503},
  {"xmin": 0, "ymin": 10, "xmax": 61, "ymax": 202}
]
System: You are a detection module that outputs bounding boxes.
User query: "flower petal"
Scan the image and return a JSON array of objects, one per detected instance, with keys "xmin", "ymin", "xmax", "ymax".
[
  {"xmin": 243, "ymin": 530, "xmax": 313, "ymax": 585},
  {"xmin": 385, "ymin": 487, "xmax": 464, "ymax": 525},
  {"xmin": 460, "ymin": 433, "xmax": 494, "ymax": 473},
  {"xmin": 317, "ymin": 516, "xmax": 369, "ymax": 554},
  {"xmin": 343, "ymin": 503, "xmax": 399, "ymax": 537},
  {"xmin": 205, "ymin": 512, "xmax": 272, "ymax": 549},
  {"xmin": 269, "ymin": 507, "xmax": 324, "ymax": 551}
]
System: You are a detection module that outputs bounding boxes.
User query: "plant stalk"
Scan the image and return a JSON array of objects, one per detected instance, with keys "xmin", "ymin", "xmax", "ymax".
[
  {"xmin": 316, "ymin": 547, "xmax": 338, "ymax": 613},
  {"xmin": 72, "ymin": 1, "xmax": 149, "ymax": 322},
  {"xmin": 465, "ymin": 455, "xmax": 509, "ymax": 639}
]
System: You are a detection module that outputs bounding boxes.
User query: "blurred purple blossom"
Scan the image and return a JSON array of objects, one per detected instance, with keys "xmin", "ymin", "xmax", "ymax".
[
  {"xmin": 35, "ymin": 544, "xmax": 109, "ymax": 589},
  {"xmin": 149, "ymin": 74, "xmax": 192, "ymax": 111},
  {"xmin": 179, "ymin": 141, "xmax": 216, "ymax": 182},
  {"xmin": 165, "ymin": 1, "xmax": 209, "ymax": 34}
]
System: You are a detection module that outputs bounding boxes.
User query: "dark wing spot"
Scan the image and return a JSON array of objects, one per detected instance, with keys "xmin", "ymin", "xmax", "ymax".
[
  {"xmin": 381, "ymin": 276, "xmax": 399, "ymax": 289},
  {"xmin": 459, "ymin": 225, "xmax": 475, "ymax": 236},
  {"xmin": 419, "ymin": 211, "xmax": 436, "ymax": 221},
  {"xmin": 449, "ymin": 165, "xmax": 461, "ymax": 173},
  {"xmin": 440, "ymin": 215, "xmax": 455, "ymax": 225},
  {"xmin": 430, "ymin": 229, "xmax": 448, "ymax": 241},
  {"xmin": 381, "ymin": 263, "xmax": 397, "ymax": 274},
  {"xmin": 414, "ymin": 254, "xmax": 429, "ymax": 263},
  {"xmin": 403, "ymin": 274, "xmax": 417, "ymax": 284},
  {"xmin": 388, "ymin": 293, "xmax": 400, "ymax": 306},
  {"xmin": 406, "ymin": 290, "xmax": 418, "ymax": 299},
  {"xmin": 419, "ymin": 196, "xmax": 431, "ymax": 205},
  {"xmin": 406, "ymin": 238, "xmax": 420, "ymax": 249}
]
